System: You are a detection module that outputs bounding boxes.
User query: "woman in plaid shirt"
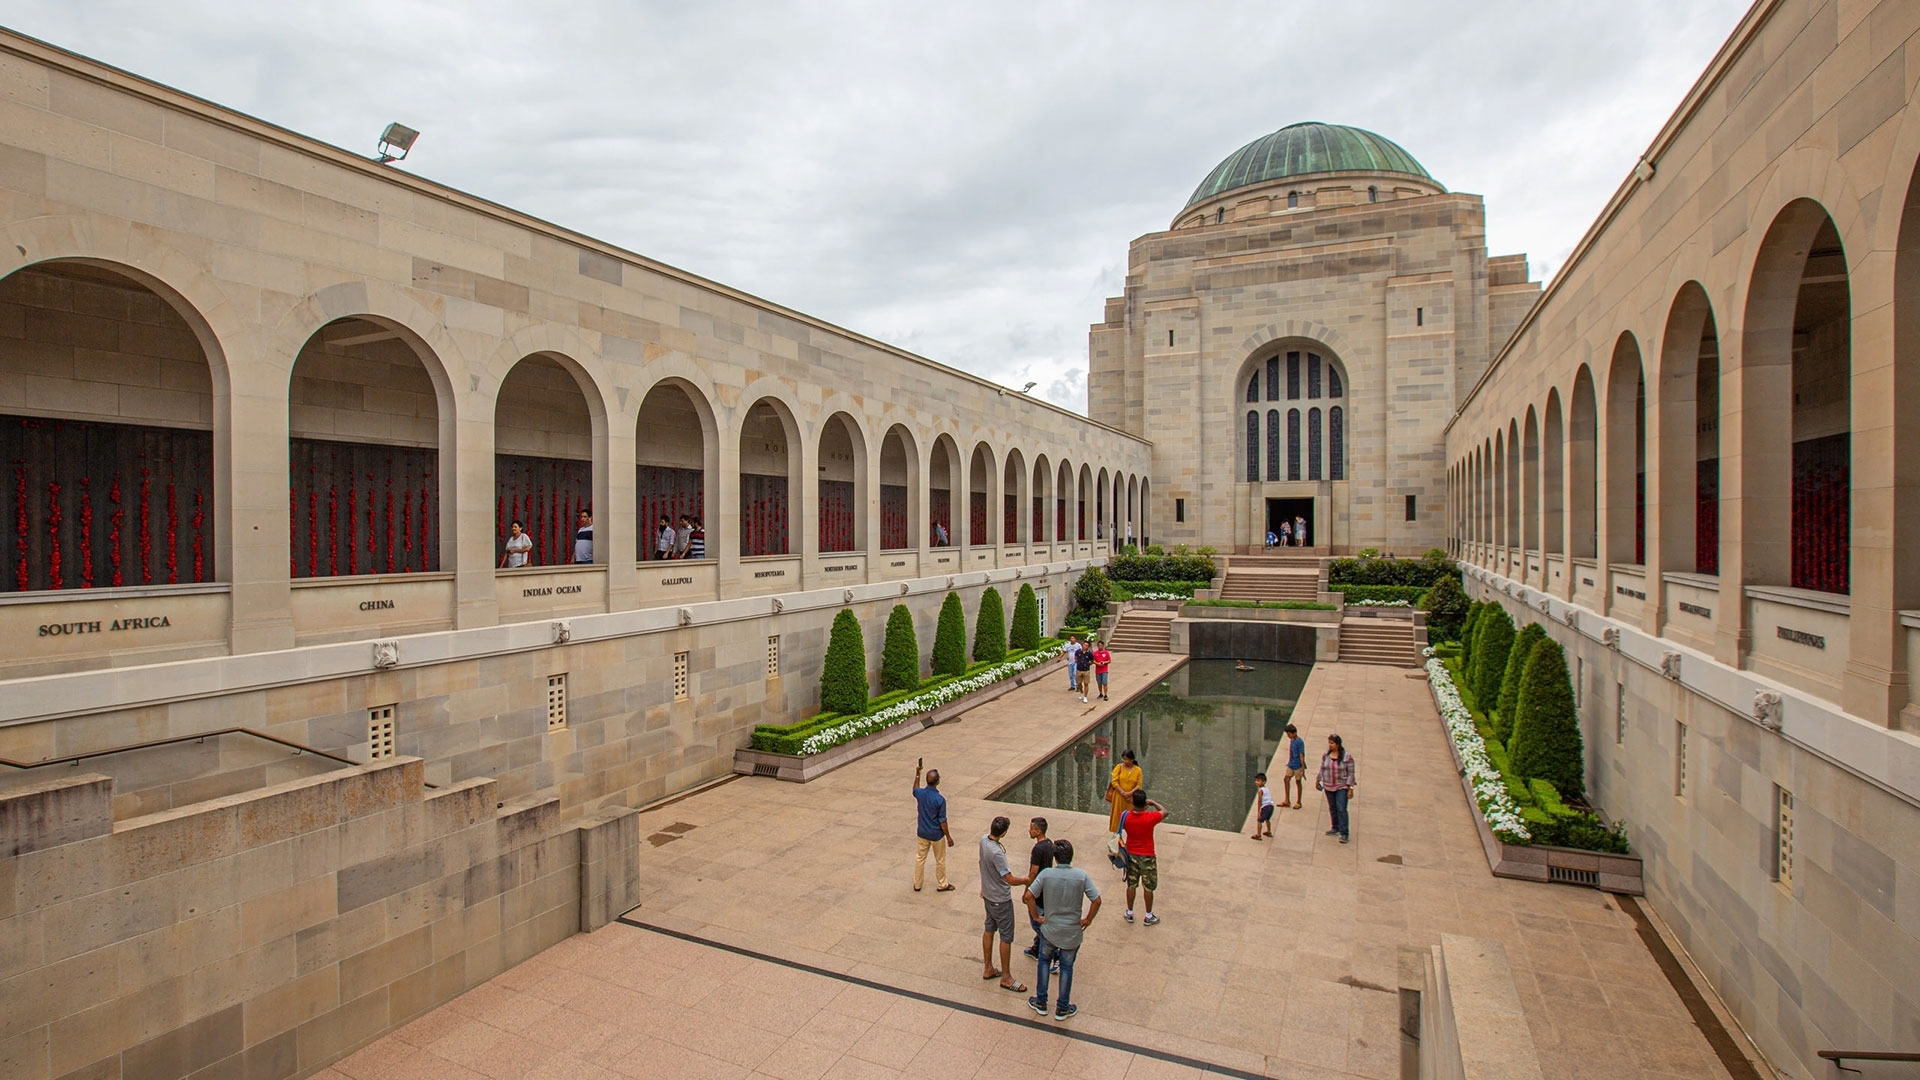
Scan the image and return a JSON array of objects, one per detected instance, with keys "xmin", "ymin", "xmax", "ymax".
[{"xmin": 1315, "ymin": 734, "xmax": 1356, "ymax": 844}]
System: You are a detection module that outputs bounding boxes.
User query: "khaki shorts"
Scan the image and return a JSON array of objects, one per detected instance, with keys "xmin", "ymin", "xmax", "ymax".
[
  {"xmin": 1286, "ymin": 766, "xmax": 1307, "ymax": 779},
  {"xmin": 1124, "ymin": 854, "xmax": 1159, "ymax": 891}
]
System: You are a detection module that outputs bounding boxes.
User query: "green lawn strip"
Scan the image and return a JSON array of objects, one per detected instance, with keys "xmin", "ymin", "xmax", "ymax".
[{"xmin": 1184, "ymin": 599, "xmax": 1336, "ymax": 610}]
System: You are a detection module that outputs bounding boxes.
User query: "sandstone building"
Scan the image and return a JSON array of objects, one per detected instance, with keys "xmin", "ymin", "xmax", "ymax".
[{"xmin": 1089, "ymin": 121, "xmax": 1540, "ymax": 554}]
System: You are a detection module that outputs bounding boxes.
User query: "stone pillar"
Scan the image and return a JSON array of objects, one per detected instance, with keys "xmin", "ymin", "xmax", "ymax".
[
  {"xmin": 1641, "ymin": 369, "xmax": 1668, "ymax": 636},
  {"xmin": 1844, "ymin": 274, "xmax": 1905, "ymax": 725},
  {"xmin": 602, "ymin": 408, "xmax": 637, "ymax": 611},
  {"xmin": 226, "ymin": 363, "xmax": 296, "ymax": 651},
  {"xmin": 715, "ymin": 425, "xmax": 743, "ymax": 599},
  {"xmin": 799, "ymin": 421, "xmax": 821, "ymax": 589},
  {"xmin": 451, "ymin": 400, "xmax": 500, "ymax": 628}
]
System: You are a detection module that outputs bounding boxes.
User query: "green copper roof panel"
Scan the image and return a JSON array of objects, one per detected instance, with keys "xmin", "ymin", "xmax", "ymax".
[{"xmin": 1186, "ymin": 122, "xmax": 1433, "ymax": 208}]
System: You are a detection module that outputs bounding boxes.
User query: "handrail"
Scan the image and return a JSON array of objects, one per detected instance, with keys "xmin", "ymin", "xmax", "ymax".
[
  {"xmin": 0, "ymin": 727, "xmax": 356, "ymax": 770},
  {"xmin": 1818, "ymin": 1050, "xmax": 1920, "ymax": 1063}
]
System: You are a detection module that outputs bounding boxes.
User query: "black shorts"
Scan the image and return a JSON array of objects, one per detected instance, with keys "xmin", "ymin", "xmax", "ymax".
[{"xmin": 1258, "ymin": 804, "xmax": 1274, "ymax": 823}]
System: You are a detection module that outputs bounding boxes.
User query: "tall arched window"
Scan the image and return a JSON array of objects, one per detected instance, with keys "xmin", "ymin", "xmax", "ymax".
[
  {"xmin": 1265, "ymin": 356, "xmax": 1279, "ymax": 401},
  {"xmin": 1245, "ymin": 411, "xmax": 1259, "ymax": 482},
  {"xmin": 1265, "ymin": 410, "xmax": 1281, "ymax": 482},
  {"xmin": 1246, "ymin": 375, "xmax": 1258, "ymax": 403},
  {"xmin": 1308, "ymin": 408, "xmax": 1323, "ymax": 480},
  {"xmin": 1287, "ymin": 353, "xmax": 1301, "ymax": 399},
  {"xmin": 1308, "ymin": 354, "xmax": 1322, "ymax": 399},
  {"xmin": 1329, "ymin": 365, "xmax": 1343, "ymax": 398},
  {"xmin": 1329, "ymin": 406, "xmax": 1345, "ymax": 480},
  {"xmin": 1287, "ymin": 409, "xmax": 1301, "ymax": 481}
]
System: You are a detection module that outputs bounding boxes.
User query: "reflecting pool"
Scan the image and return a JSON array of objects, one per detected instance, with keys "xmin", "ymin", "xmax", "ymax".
[{"xmin": 993, "ymin": 658, "xmax": 1311, "ymax": 833}]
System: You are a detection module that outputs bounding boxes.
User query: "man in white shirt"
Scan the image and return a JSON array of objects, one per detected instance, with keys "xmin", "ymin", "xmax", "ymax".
[{"xmin": 573, "ymin": 510, "xmax": 594, "ymax": 564}]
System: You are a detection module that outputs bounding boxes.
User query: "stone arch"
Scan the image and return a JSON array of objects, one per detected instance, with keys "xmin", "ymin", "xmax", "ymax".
[
  {"xmin": 635, "ymin": 374, "xmax": 717, "ymax": 561},
  {"xmin": 1522, "ymin": 407, "xmax": 1540, "ymax": 552},
  {"xmin": 1505, "ymin": 419, "xmax": 1521, "ymax": 548},
  {"xmin": 929, "ymin": 432, "xmax": 961, "ymax": 547},
  {"xmin": 739, "ymin": 395, "xmax": 802, "ymax": 557},
  {"xmin": 1569, "ymin": 365, "xmax": 1599, "ymax": 559},
  {"xmin": 1492, "ymin": 428, "xmax": 1507, "ymax": 549},
  {"xmin": 879, "ymin": 423, "xmax": 919, "ymax": 550},
  {"xmin": 1604, "ymin": 334, "xmax": 1646, "ymax": 565},
  {"xmin": 1739, "ymin": 198, "xmax": 1852, "ymax": 593},
  {"xmin": 1031, "ymin": 453, "xmax": 1053, "ymax": 544},
  {"xmin": 494, "ymin": 349, "xmax": 606, "ymax": 566},
  {"xmin": 1542, "ymin": 389, "xmax": 1565, "ymax": 557},
  {"xmin": 1657, "ymin": 282, "xmax": 1720, "ymax": 575},
  {"xmin": 817, "ymin": 410, "xmax": 869, "ymax": 554}
]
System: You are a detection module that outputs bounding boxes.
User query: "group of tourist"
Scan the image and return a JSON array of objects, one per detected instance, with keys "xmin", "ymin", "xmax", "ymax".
[
  {"xmin": 651, "ymin": 514, "xmax": 707, "ymax": 560},
  {"xmin": 1061, "ymin": 634, "xmax": 1112, "ymax": 703},
  {"xmin": 1265, "ymin": 513, "xmax": 1310, "ymax": 547},
  {"xmin": 496, "ymin": 509, "xmax": 597, "ymax": 568},
  {"xmin": 909, "ymin": 707, "xmax": 1360, "ymax": 1023}
]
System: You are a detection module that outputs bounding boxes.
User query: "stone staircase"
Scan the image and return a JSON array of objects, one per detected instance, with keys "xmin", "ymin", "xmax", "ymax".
[
  {"xmin": 1106, "ymin": 609, "xmax": 1177, "ymax": 652},
  {"xmin": 1337, "ymin": 616, "xmax": 1421, "ymax": 667},
  {"xmin": 1219, "ymin": 551, "xmax": 1324, "ymax": 602}
]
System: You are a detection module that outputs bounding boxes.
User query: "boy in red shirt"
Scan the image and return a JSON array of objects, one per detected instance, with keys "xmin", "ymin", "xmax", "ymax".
[
  {"xmin": 1119, "ymin": 789, "xmax": 1167, "ymax": 925},
  {"xmin": 1091, "ymin": 641, "xmax": 1113, "ymax": 701}
]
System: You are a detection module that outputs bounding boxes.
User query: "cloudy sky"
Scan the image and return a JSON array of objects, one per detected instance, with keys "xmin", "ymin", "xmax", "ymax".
[{"xmin": 7, "ymin": 2, "xmax": 1751, "ymax": 411}]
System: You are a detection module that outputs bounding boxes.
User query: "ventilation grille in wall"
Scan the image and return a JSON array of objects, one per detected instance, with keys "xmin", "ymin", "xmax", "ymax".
[
  {"xmin": 368, "ymin": 706, "xmax": 396, "ymax": 760},
  {"xmin": 1547, "ymin": 865, "xmax": 1599, "ymax": 887},
  {"xmin": 767, "ymin": 636, "xmax": 780, "ymax": 679},
  {"xmin": 674, "ymin": 651, "xmax": 690, "ymax": 701},
  {"xmin": 1776, "ymin": 786, "xmax": 1795, "ymax": 888},
  {"xmin": 546, "ymin": 673, "xmax": 568, "ymax": 730}
]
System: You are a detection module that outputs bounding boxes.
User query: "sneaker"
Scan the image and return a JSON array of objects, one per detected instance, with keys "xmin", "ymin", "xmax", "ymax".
[
  {"xmin": 1050, "ymin": 959, "xmax": 1060, "ymax": 973},
  {"xmin": 1143, "ymin": 913, "xmax": 1160, "ymax": 925},
  {"xmin": 1022, "ymin": 945, "xmax": 1039, "ymax": 959},
  {"xmin": 1339, "ymin": 834, "xmax": 1350, "ymax": 844},
  {"xmin": 1123, "ymin": 909, "xmax": 1134, "ymax": 923},
  {"xmin": 1079, "ymin": 696, "xmax": 1087, "ymax": 703},
  {"xmin": 1324, "ymin": 829, "xmax": 1339, "ymax": 836},
  {"xmin": 1054, "ymin": 1004, "xmax": 1078, "ymax": 1021},
  {"xmin": 1028, "ymin": 997, "xmax": 1049, "ymax": 1016}
]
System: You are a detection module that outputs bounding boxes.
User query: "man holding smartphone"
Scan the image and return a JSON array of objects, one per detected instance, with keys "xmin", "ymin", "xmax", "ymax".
[{"xmin": 912, "ymin": 758, "xmax": 955, "ymax": 891}]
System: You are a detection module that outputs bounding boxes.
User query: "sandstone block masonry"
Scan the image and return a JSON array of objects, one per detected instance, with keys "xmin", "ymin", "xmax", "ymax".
[{"xmin": 0, "ymin": 757, "xmax": 641, "ymax": 1080}]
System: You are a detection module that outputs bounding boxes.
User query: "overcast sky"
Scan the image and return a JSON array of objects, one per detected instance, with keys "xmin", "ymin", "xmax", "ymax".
[{"xmin": 7, "ymin": 1, "xmax": 1752, "ymax": 411}]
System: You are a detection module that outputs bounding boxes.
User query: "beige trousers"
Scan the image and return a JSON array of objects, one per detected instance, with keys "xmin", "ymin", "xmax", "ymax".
[{"xmin": 914, "ymin": 837, "xmax": 949, "ymax": 889}]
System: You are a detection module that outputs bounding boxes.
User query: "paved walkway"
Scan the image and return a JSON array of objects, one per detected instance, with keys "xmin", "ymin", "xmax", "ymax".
[{"xmin": 317, "ymin": 653, "xmax": 1734, "ymax": 1080}]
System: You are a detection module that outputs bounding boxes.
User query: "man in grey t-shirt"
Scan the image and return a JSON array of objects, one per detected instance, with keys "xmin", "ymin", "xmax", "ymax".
[
  {"xmin": 979, "ymin": 816, "xmax": 1028, "ymax": 993},
  {"xmin": 1021, "ymin": 839, "xmax": 1101, "ymax": 1022}
]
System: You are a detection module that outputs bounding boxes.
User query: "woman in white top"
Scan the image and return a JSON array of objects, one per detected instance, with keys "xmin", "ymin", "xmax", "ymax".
[{"xmin": 500, "ymin": 520, "xmax": 533, "ymax": 568}]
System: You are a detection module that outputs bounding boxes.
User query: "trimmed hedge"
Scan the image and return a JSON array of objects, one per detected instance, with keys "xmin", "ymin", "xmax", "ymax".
[
  {"xmin": 1494, "ymin": 621, "xmax": 1547, "ymax": 743},
  {"xmin": 973, "ymin": 586, "xmax": 1007, "ymax": 663},
  {"xmin": 1422, "ymin": 573, "xmax": 1471, "ymax": 643},
  {"xmin": 1073, "ymin": 566, "xmax": 1113, "ymax": 611},
  {"xmin": 1510, "ymin": 637, "xmax": 1585, "ymax": 803},
  {"xmin": 1469, "ymin": 605, "xmax": 1515, "ymax": 709},
  {"xmin": 1332, "ymin": 585, "xmax": 1429, "ymax": 605},
  {"xmin": 881, "ymin": 604, "xmax": 921, "ymax": 694},
  {"xmin": 820, "ymin": 609, "xmax": 869, "ymax": 717},
  {"xmin": 750, "ymin": 641, "xmax": 1060, "ymax": 754},
  {"xmin": 1328, "ymin": 551, "xmax": 1459, "ymax": 588},
  {"xmin": 1107, "ymin": 552, "xmax": 1217, "ymax": 583},
  {"xmin": 931, "ymin": 591, "xmax": 968, "ymax": 677}
]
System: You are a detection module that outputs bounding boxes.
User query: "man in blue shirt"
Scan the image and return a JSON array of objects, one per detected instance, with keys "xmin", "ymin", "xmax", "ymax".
[
  {"xmin": 1022, "ymin": 839, "xmax": 1101, "ymax": 1021},
  {"xmin": 913, "ymin": 759, "xmax": 955, "ymax": 891},
  {"xmin": 1283, "ymin": 723, "xmax": 1307, "ymax": 809}
]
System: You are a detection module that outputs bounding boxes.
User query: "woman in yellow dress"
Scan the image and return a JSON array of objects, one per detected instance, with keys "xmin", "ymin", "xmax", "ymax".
[{"xmin": 1106, "ymin": 749, "xmax": 1142, "ymax": 832}]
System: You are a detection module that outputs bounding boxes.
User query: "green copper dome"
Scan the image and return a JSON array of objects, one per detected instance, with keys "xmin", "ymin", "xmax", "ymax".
[{"xmin": 1185, "ymin": 122, "xmax": 1433, "ymax": 208}]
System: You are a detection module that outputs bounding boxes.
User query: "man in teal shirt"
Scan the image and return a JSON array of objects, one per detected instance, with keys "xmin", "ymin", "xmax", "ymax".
[{"xmin": 1021, "ymin": 839, "xmax": 1101, "ymax": 1021}]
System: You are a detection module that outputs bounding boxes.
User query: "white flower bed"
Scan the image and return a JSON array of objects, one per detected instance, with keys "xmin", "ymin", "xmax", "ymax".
[
  {"xmin": 795, "ymin": 643, "xmax": 1068, "ymax": 757},
  {"xmin": 1425, "ymin": 654, "xmax": 1532, "ymax": 842},
  {"xmin": 1127, "ymin": 591, "xmax": 1187, "ymax": 601},
  {"xmin": 1348, "ymin": 599, "xmax": 1412, "ymax": 607}
]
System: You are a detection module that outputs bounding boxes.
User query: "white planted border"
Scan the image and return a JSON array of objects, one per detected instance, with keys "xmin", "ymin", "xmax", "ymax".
[
  {"xmin": 1425, "ymin": 646, "xmax": 1531, "ymax": 842},
  {"xmin": 1348, "ymin": 599, "xmax": 1413, "ymax": 608},
  {"xmin": 795, "ymin": 642, "xmax": 1068, "ymax": 757}
]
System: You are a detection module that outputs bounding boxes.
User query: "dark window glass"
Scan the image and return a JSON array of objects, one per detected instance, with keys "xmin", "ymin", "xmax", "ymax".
[
  {"xmin": 1329, "ymin": 365, "xmax": 1343, "ymax": 398},
  {"xmin": 1287, "ymin": 191, "xmax": 1298, "ymax": 208},
  {"xmin": 1368, "ymin": 186, "xmax": 1378, "ymax": 203},
  {"xmin": 1246, "ymin": 412, "xmax": 1259, "ymax": 482},
  {"xmin": 1247, "ymin": 375, "xmax": 1258, "ymax": 403},
  {"xmin": 1416, "ymin": 307, "xmax": 1424, "ymax": 326},
  {"xmin": 1287, "ymin": 409, "xmax": 1301, "ymax": 481},
  {"xmin": 1330, "ymin": 406, "xmax": 1345, "ymax": 480},
  {"xmin": 1406, "ymin": 494, "xmax": 1417, "ymax": 521},
  {"xmin": 1216, "ymin": 208, "xmax": 1224, "ymax": 223},
  {"xmin": 1308, "ymin": 408, "xmax": 1323, "ymax": 481},
  {"xmin": 1266, "ymin": 410, "xmax": 1280, "ymax": 482},
  {"xmin": 1266, "ymin": 356, "xmax": 1279, "ymax": 401},
  {"xmin": 1175, "ymin": 498, "xmax": 1186, "ymax": 523},
  {"xmin": 1287, "ymin": 352, "xmax": 1300, "ymax": 400},
  {"xmin": 1308, "ymin": 354, "xmax": 1321, "ymax": 399}
]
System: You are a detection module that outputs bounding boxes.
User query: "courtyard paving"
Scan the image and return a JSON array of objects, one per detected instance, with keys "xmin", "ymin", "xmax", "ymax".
[{"xmin": 317, "ymin": 652, "xmax": 1735, "ymax": 1080}]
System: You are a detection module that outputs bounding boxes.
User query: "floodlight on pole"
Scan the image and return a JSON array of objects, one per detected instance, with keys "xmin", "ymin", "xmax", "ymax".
[
  {"xmin": 376, "ymin": 123, "xmax": 420, "ymax": 164},
  {"xmin": 1019, "ymin": 382, "xmax": 1037, "ymax": 394}
]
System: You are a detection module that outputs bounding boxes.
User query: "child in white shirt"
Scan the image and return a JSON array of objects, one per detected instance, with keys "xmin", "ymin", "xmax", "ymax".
[{"xmin": 1250, "ymin": 772, "xmax": 1275, "ymax": 840}]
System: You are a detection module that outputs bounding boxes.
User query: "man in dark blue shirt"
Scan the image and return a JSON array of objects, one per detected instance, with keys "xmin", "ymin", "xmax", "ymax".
[{"xmin": 913, "ymin": 759, "xmax": 955, "ymax": 891}]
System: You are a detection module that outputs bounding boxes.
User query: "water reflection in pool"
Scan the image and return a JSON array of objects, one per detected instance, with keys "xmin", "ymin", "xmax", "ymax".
[{"xmin": 993, "ymin": 658, "xmax": 1312, "ymax": 833}]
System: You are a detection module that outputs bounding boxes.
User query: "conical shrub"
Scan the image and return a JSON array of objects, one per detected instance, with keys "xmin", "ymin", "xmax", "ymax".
[
  {"xmin": 931, "ymin": 591, "xmax": 968, "ymax": 677},
  {"xmin": 1509, "ymin": 637, "xmax": 1585, "ymax": 802},
  {"xmin": 1461, "ymin": 601, "xmax": 1485, "ymax": 665},
  {"xmin": 972, "ymin": 586, "xmax": 1007, "ymax": 664},
  {"xmin": 1494, "ymin": 621, "xmax": 1547, "ymax": 744},
  {"xmin": 820, "ymin": 608, "xmax": 869, "ymax": 716},
  {"xmin": 1470, "ymin": 604, "xmax": 1515, "ymax": 710},
  {"xmin": 1010, "ymin": 584, "xmax": 1040, "ymax": 651},
  {"xmin": 1421, "ymin": 572, "xmax": 1471, "ymax": 643},
  {"xmin": 880, "ymin": 604, "xmax": 921, "ymax": 694}
]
